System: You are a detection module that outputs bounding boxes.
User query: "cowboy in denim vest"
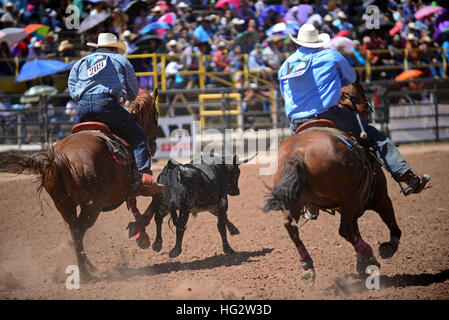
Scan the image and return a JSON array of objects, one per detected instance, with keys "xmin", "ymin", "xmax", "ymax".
[
  {"xmin": 279, "ymin": 24, "xmax": 430, "ymax": 200},
  {"xmin": 68, "ymin": 33, "xmax": 161, "ymax": 196}
]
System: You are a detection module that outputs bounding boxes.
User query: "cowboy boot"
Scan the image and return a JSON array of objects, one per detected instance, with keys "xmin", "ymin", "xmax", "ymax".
[{"xmin": 397, "ymin": 170, "xmax": 431, "ymax": 196}]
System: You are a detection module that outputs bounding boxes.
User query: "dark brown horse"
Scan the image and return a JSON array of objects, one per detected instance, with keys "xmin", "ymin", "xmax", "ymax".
[
  {"xmin": 263, "ymin": 80, "xmax": 401, "ymax": 282},
  {"xmin": 0, "ymin": 89, "xmax": 159, "ymax": 281}
]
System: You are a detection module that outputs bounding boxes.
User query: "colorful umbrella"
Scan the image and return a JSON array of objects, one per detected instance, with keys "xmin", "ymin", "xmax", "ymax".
[
  {"xmin": 158, "ymin": 12, "xmax": 177, "ymax": 26},
  {"xmin": 414, "ymin": 5, "xmax": 444, "ymax": 20},
  {"xmin": 262, "ymin": 33, "xmax": 289, "ymax": 49},
  {"xmin": 24, "ymin": 24, "xmax": 50, "ymax": 40},
  {"xmin": 20, "ymin": 85, "xmax": 58, "ymax": 103},
  {"xmin": 77, "ymin": 12, "xmax": 110, "ymax": 34},
  {"xmin": 284, "ymin": 5, "xmax": 313, "ymax": 26},
  {"xmin": 434, "ymin": 20, "xmax": 449, "ymax": 41},
  {"xmin": 0, "ymin": 27, "xmax": 27, "ymax": 47},
  {"xmin": 139, "ymin": 21, "xmax": 171, "ymax": 35},
  {"xmin": 389, "ymin": 22, "xmax": 404, "ymax": 36},
  {"xmin": 215, "ymin": 0, "xmax": 240, "ymax": 9},
  {"xmin": 16, "ymin": 59, "xmax": 72, "ymax": 82},
  {"xmin": 395, "ymin": 69, "xmax": 423, "ymax": 81},
  {"xmin": 335, "ymin": 30, "xmax": 351, "ymax": 37},
  {"xmin": 266, "ymin": 22, "xmax": 299, "ymax": 37}
]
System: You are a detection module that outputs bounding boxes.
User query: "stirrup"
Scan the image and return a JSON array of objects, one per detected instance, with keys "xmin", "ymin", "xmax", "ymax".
[{"xmin": 400, "ymin": 173, "xmax": 431, "ymax": 196}]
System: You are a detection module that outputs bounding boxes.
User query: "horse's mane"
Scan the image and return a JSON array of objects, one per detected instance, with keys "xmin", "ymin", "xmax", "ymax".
[{"xmin": 129, "ymin": 90, "xmax": 156, "ymax": 125}]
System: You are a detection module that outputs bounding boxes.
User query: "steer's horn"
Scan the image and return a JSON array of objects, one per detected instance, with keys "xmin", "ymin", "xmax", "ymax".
[{"xmin": 239, "ymin": 152, "xmax": 258, "ymax": 164}]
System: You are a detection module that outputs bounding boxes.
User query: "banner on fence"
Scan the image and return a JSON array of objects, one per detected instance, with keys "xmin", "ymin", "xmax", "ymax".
[
  {"xmin": 389, "ymin": 104, "xmax": 449, "ymax": 143},
  {"xmin": 154, "ymin": 115, "xmax": 194, "ymax": 158}
]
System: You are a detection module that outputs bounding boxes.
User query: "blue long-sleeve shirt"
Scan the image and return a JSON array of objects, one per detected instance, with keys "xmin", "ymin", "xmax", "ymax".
[
  {"xmin": 68, "ymin": 49, "xmax": 139, "ymax": 103},
  {"xmin": 278, "ymin": 46, "xmax": 356, "ymax": 120}
]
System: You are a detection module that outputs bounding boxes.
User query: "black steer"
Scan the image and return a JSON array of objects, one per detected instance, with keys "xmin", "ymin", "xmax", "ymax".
[{"xmin": 150, "ymin": 153, "xmax": 255, "ymax": 258}]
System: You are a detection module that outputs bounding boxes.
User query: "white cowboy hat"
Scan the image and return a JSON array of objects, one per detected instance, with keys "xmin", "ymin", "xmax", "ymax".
[
  {"xmin": 151, "ymin": 5, "xmax": 163, "ymax": 13},
  {"xmin": 87, "ymin": 33, "xmax": 126, "ymax": 55},
  {"xmin": 58, "ymin": 40, "xmax": 74, "ymax": 52},
  {"xmin": 289, "ymin": 24, "xmax": 330, "ymax": 48},
  {"xmin": 231, "ymin": 18, "xmax": 245, "ymax": 25},
  {"xmin": 177, "ymin": 2, "xmax": 189, "ymax": 8},
  {"xmin": 337, "ymin": 11, "xmax": 347, "ymax": 19},
  {"xmin": 323, "ymin": 14, "xmax": 333, "ymax": 22}
]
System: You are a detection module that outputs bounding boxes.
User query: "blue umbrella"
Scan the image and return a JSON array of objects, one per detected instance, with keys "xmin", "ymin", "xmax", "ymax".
[
  {"xmin": 139, "ymin": 21, "xmax": 171, "ymax": 35},
  {"xmin": 193, "ymin": 26, "xmax": 211, "ymax": 42},
  {"xmin": 266, "ymin": 22, "xmax": 299, "ymax": 37},
  {"xmin": 16, "ymin": 59, "xmax": 72, "ymax": 82},
  {"xmin": 259, "ymin": 5, "xmax": 288, "ymax": 26}
]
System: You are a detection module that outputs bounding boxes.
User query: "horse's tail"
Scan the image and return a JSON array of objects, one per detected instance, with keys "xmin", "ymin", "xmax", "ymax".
[
  {"xmin": 0, "ymin": 147, "xmax": 70, "ymax": 195},
  {"xmin": 263, "ymin": 155, "xmax": 306, "ymax": 212}
]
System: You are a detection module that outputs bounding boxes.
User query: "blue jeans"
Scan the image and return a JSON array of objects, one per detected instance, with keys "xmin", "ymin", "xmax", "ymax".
[
  {"xmin": 290, "ymin": 107, "xmax": 410, "ymax": 179},
  {"xmin": 75, "ymin": 94, "xmax": 150, "ymax": 171}
]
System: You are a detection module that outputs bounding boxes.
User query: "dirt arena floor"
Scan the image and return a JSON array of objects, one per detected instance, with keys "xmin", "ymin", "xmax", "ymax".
[{"xmin": 0, "ymin": 143, "xmax": 448, "ymax": 300}]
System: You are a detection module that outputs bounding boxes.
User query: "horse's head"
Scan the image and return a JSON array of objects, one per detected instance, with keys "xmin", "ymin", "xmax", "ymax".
[
  {"xmin": 128, "ymin": 88, "xmax": 159, "ymax": 156},
  {"xmin": 340, "ymin": 74, "xmax": 372, "ymax": 122}
]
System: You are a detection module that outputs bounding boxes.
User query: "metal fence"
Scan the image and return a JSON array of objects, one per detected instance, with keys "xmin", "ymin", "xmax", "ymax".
[{"xmin": 1, "ymin": 78, "xmax": 449, "ymax": 152}]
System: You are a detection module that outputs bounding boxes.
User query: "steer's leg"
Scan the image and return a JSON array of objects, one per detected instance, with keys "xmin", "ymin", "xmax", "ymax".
[
  {"xmin": 169, "ymin": 206, "xmax": 189, "ymax": 258},
  {"xmin": 214, "ymin": 198, "xmax": 235, "ymax": 255}
]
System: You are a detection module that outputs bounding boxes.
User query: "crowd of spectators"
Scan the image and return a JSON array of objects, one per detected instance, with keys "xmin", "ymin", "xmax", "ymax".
[{"xmin": 1, "ymin": 0, "xmax": 449, "ymax": 84}]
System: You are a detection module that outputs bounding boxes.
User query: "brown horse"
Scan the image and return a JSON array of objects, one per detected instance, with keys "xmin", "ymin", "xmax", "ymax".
[
  {"xmin": 263, "ymin": 80, "xmax": 401, "ymax": 282},
  {"xmin": 0, "ymin": 89, "xmax": 159, "ymax": 281}
]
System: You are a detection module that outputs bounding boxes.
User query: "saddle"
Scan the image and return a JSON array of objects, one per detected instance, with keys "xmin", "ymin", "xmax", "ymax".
[
  {"xmin": 295, "ymin": 119, "xmax": 377, "ymax": 215},
  {"xmin": 72, "ymin": 121, "xmax": 134, "ymax": 168}
]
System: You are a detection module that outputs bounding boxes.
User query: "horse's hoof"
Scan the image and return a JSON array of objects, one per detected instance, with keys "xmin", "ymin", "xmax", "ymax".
[
  {"xmin": 152, "ymin": 240, "xmax": 162, "ymax": 252},
  {"xmin": 301, "ymin": 268, "xmax": 316, "ymax": 284},
  {"xmin": 379, "ymin": 242, "xmax": 395, "ymax": 259},
  {"xmin": 356, "ymin": 254, "xmax": 381, "ymax": 274},
  {"xmin": 126, "ymin": 222, "xmax": 140, "ymax": 238},
  {"xmin": 136, "ymin": 232, "xmax": 150, "ymax": 250},
  {"xmin": 169, "ymin": 247, "xmax": 181, "ymax": 258}
]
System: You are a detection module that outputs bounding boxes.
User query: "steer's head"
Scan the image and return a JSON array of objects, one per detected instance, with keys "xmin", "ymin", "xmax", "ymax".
[{"xmin": 225, "ymin": 153, "xmax": 258, "ymax": 196}]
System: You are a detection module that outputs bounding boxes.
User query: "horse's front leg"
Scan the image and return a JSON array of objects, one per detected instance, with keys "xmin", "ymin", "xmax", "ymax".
[
  {"xmin": 283, "ymin": 209, "xmax": 315, "ymax": 284},
  {"xmin": 126, "ymin": 197, "xmax": 151, "ymax": 249}
]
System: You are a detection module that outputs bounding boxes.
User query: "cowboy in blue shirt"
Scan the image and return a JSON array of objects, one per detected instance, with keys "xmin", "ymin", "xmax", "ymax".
[
  {"xmin": 279, "ymin": 24, "xmax": 430, "ymax": 198},
  {"xmin": 68, "ymin": 33, "xmax": 161, "ymax": 196}
]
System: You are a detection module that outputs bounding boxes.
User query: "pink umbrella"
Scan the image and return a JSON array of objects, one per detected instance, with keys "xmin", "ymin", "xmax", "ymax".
[
  {"xmin": 389, "ymin": 22, "xmax": 403, "ymax": 36},
  {"xmin": 414, "ymin": 5, "xmax": 444, "ymax": 20},
  {"xmin": 215, "ymin": 0, "xmax": 240, "ymax": 9},
  {"xmin": 156, "ymin": 1, "xmax": 169, "ymax": 12},
  {"xmin": 158, "ymin": 12, "xmax": 178, "ymax": 26}
]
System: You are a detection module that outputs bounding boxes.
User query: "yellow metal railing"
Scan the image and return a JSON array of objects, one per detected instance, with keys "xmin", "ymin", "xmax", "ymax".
[{"xmin": 2, "ymin": 48, "xmax": 448, "ymax": 88}]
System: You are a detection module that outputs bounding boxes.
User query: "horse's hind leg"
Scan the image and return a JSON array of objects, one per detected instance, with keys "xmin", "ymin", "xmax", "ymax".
[
  {"xmin": 283, "ymin": 208, "xmax": 315, "ymax": 283},
  {"xmin": 339, "ymin": 204, "xmax": 380, "ymax": 274},
  {"xmin": 370, "ymin": 193, "xmax": 401, "ymax": 259},
  {"xmin": 70, "ymin": 205, "xmax": 101, "ymax": 281}
]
